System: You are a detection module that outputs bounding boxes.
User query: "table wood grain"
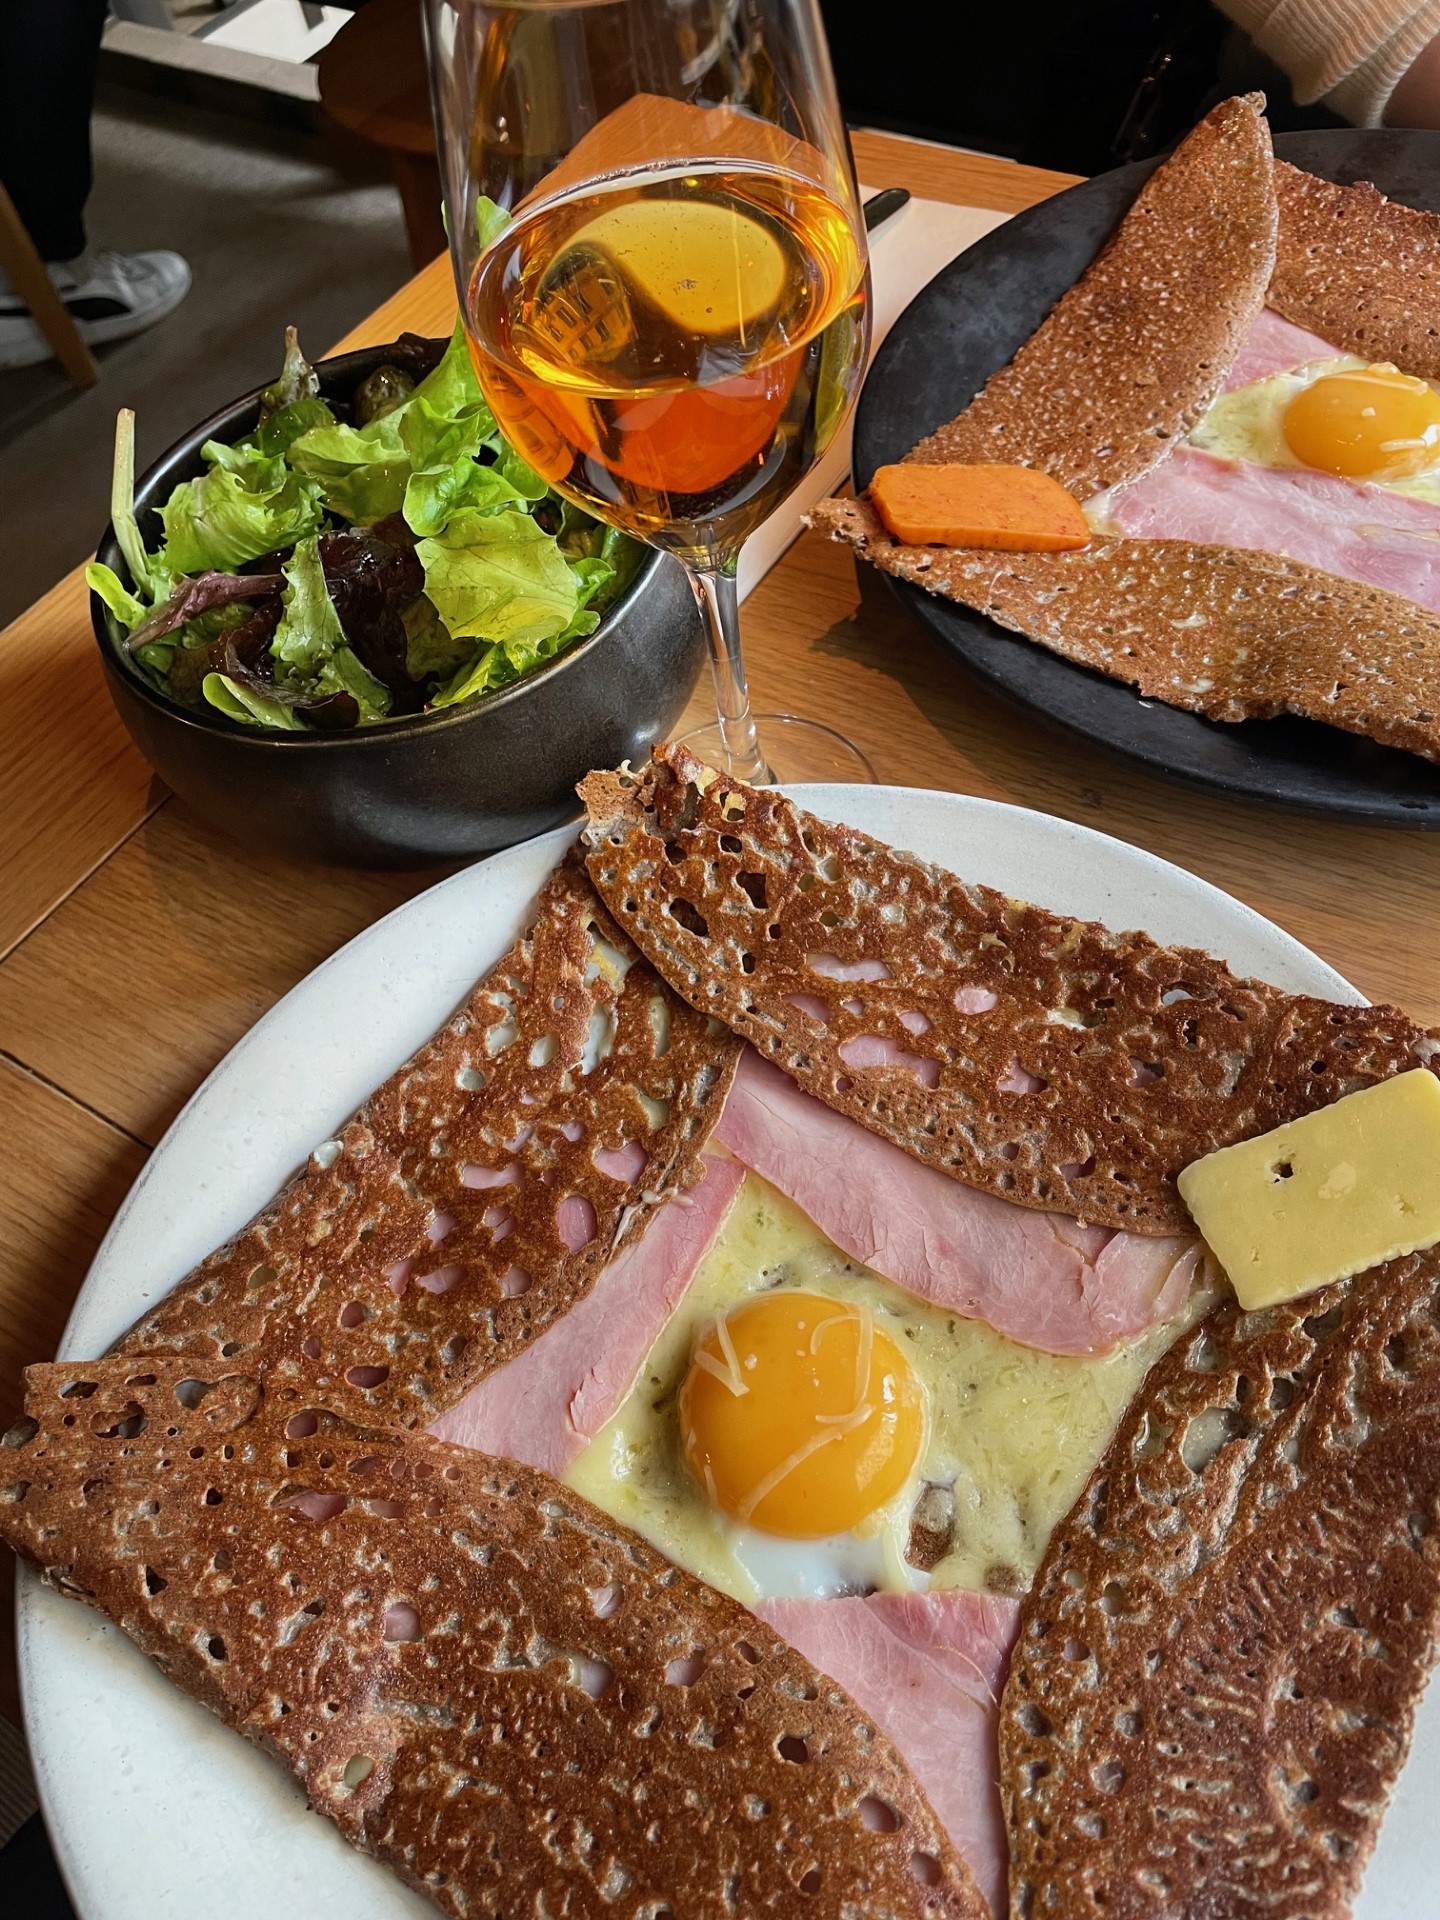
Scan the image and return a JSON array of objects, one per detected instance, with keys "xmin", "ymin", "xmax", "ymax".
[{"xmin": 3, "ymin": 125, "xmax": 1440, "ymax": 1725}]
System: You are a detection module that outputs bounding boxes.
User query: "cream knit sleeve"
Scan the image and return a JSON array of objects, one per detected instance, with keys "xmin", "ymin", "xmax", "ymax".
[{"xmin": 1213, "ymin": 0, "xmax": 1440, "ymax": 123}]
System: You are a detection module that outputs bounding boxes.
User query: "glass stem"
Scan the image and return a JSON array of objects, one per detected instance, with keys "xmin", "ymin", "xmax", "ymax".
[{"xmin": 687, "ymin": 557, "xmax": 770, "ymax": 784}]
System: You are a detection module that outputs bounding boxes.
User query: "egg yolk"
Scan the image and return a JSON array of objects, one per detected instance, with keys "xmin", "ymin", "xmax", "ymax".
[
  {"xmin": 1282, "ymin": 364, "xmax": 1440, "ymax": 480},
  {"xmin": 678, "ymin": 1291, "xmax": 926, "ymax": 1538}
]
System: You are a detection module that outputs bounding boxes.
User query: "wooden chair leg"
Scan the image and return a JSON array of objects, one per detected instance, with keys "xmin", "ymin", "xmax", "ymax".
[
  {"xmin": 389, "ymin": 148, "xmax": 449, "ymax": 272},
  {"xmin": 0, "ymin": 183, "xmax": 99, "ymax": 388}
]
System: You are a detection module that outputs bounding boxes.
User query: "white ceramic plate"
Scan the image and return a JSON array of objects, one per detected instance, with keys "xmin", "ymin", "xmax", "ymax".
[{"xmin": 18, "ymin": 786, "xmax": 1434, "ymax": 1917}]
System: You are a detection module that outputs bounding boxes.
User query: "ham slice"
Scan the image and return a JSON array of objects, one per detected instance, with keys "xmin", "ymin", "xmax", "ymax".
[
  {"xmin": 429, "ymin": 1151, "xmax": 744, "ymax": 1472},
  {"xmin": 1100, "ymin": 307, "xmax": 1440, "ymax": 613},
  {"xmin": 1102, "ymin": 443, "xmax": 1440, "ymax": 615},
  {"xmin": 1222, "ymin": 306, "xmax": 1339, "ymax": 389},
  {"xmin": 715, "ymin": 1051, "xmax": 1198, "ymax": 1354},
  {"xmin": 757, "ymin": 1590, "xmax": 1021, "ymax": 1916}
]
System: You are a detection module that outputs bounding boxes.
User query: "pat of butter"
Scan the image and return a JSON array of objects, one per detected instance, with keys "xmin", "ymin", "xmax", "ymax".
[{"xmin": 1177, "ymin": 1069, "xmax": 1440, "ymax": 1310}]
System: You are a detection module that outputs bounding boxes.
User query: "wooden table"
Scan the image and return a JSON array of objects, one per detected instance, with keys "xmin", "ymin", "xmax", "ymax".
[{"xmin": 4, "ymin": 126, "xmax": 1440, "ymax": 1725}]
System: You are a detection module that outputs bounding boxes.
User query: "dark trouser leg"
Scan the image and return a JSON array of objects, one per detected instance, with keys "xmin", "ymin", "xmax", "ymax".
[{"xmin": 0, "ymin": 0, "xmax": 110, "ymax": 263}]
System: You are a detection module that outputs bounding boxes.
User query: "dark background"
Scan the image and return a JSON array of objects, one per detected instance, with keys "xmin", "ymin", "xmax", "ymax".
[{"xmin": 819, "ymin": 0, "xmax": 1342, "ymax": 173}]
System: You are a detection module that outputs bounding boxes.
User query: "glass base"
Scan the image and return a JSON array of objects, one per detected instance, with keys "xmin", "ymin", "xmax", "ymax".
[{"xmin": 677, "ymin": 714, "xmax": 875, "ymax": 785}]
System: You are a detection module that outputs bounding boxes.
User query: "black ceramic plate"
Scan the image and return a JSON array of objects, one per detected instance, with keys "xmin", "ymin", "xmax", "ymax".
[{"xmin": 853, "ymin": 128, "xmax": 1440, "ymax": 825}]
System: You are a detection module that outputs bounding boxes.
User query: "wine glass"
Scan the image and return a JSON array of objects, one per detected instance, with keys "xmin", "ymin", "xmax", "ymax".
[{"xmin": 423, "ymin": 0, "xmax": 874, "ymax": 784}]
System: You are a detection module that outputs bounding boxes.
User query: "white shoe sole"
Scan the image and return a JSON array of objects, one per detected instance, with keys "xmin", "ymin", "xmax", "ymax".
[{"xmin": 0, "ymin": 263, "xmax": 193, "ymax": 372}]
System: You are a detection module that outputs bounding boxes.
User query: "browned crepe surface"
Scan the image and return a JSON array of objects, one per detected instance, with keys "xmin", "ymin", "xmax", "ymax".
[
  {"xmin": 906, "ymin": 95, "xmax": 1276, "ymax": 498},
  {"xmin": 812, "ymin": 495, "xmax": 1440, "ymax": 766},
  {"xmin": 1002, "ymin": 1249, "xmax": 1440, "ymax": 1919},
  {"xmin": 116, "ymin": 853, "xmax": 740, "ymax": 1428},
  {"xmin": 0, "ymin": 1357, "xmax": 980, "ymax": 1920},
  {"xmin": 580, "ymin": 746, "xmax": 1439, "ymax": 1237},
  {"xmin": 1270, "ymin": 159, "xmax": 1440, "ymax": 379}
]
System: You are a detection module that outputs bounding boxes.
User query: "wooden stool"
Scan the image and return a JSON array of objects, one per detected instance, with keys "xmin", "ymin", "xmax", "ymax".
[
  {"xmin": 317, "ymin": 0, "xmax": 448, "ymax": 272},
  {"xmin": 0, "ymin": 183, "xmax": 99, "ymax": 387}
]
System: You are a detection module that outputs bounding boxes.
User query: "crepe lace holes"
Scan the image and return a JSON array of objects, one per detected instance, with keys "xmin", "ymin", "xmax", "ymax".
[
  {"xmin": 345, "ymin": 1365, "xmax": 390, "ymax": 1391},
  {"xmin": 954, "ymin": 985, "xmax": 999, "ymax": 1014},
  {"xmin": 1018, "ymin": 1703, "xmax": 1052, "ymax": 1738},
  {"xmin": 456, "ymin": 1065, "xmax": 486, "ymax": 1092},
  {"xmin": 909, "ymin": 1851, "xmax": 943, "ymax": 1887},
  {"xmin": 1093, "ymin": 1758, "xmax": 1125, "ymax": 1794},
  {"xmin": 301, "ymin": 1336, "xmax": 321, "ymax": 1361},
  {"xmin": 735, "ymin": 870, "xmax": 768, "ymax": 911},
  {"xmin": 796, "ymin": 1866, "xmax": 822, "ymax": 1896},
  {"xmin": 341, "ymin": 1755, "xmax": 375, "ymax": 1790},
  {"xmin": 1303, "ymin": 1303, "xmax": 1345, "ymax": 1344},
  {"xmin": 777, "ymin": 1734, "xmax": 809, "ymax": 1764},
  {"xmin": 247, "ymin": 1263, "xmax": 278, "ymax": 1293},
  {"xmin": 286, "ymin": 1412, "xmax": 318, "ymax": 1440},
  {"xmin": 588, "ymin": 1583, "xmax": 621, "ymax": 1620},
  {"xmin": 667, "ymin": 899, "xmax": 709, "ymax": 938},
  {"xmin": 744, "ymin": 1795, "xmax": 770, "ymax": 1820},
  {"xmin": 556, "ymin": 1194, "xmax": 598, "ymax": 1252},
  {"xmin": 203, "ymin": 1633, "xmax": 227, "ymax": 1662},
  {"xmin": 203, "ymin": 1487, "xmax": 223, "ymax": 1507},
  {"xmin": 383, "ymin": 1603, "xmax": 421, "ymax": 1642},
  {"xmin": 858, "ymin": 1794, "xmax": 900, "ymax": 1832},
  {"xmin": 3, "ymin": 1416, "xmax": 39, "ymax": 1449},
  {"xmin": 499, "ymin": 1265, "xmax": 532, "ymax": 1299},
  {"xmin": 665, "ymin": 1653, "xmax": 705, "ymax": 1687},
  {"xmin": 91, "ymin": 1402, "xmax": 146, "ymax": 1440},
  {"xmin": 719, "ymin": 834, "xmax": 742, "ymax": 854},
  {"xmin": 571, "ymin": 1655, "xmax": 614, "ymax": 1699},
  {"xmin": 529, "ymin": 1033, "xmax": 558, "ymax": 1068},
  {"xmin": 143, "ymin": 1566, "xmax": 168, "ymax": 1596},
  {"xmin": 1059, "ymin": 1155, "xmax": 1096, "ymax": 1179},
  {"xmin": 593, "ymin": 1140, "xmax": 649, "ymax": 1183},
  {"xmin": 338, "ymin": 1301, "xmax": 368, "ymax": 1330},
  {"xmin": 999, "ymin": 1059, "xmax": 1048, "ymax": 1095}
]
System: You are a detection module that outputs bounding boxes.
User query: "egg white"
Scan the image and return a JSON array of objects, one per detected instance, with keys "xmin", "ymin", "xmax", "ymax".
[
  {"xmin": 564, "ymin": 1172, "xmax": 1209, "ymax": 1604},
  {"xmin": 1186, "ymin": 354, "xmax": 1440, "ymax": 504}
]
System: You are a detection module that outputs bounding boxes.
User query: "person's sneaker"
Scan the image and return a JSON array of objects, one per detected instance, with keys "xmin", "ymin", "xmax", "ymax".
[{"xmin": 0, "ymin": 249, "xmax": 192, "ymax": 370}]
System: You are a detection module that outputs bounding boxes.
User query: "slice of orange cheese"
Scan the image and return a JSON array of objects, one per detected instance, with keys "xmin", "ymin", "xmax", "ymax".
[{"xmin": 869, "ymin": 463, "xmax": 1090, "ymax": 551}]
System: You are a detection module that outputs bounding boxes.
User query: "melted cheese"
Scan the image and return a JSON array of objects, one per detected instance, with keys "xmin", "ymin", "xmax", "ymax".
[{"xmin": 564, "ymin": 1173, "xmax": 1207, "ymax": 1602}]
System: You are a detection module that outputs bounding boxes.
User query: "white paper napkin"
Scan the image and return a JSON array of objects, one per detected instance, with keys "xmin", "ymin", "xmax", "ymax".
[{"xmin": 736, "ymin": 192, "xmax": 1009, "ymax": 600}]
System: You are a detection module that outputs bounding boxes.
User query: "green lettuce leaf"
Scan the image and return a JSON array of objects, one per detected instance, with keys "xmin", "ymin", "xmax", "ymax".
[
  {"xmin": 476, "ymin": 195, "xmax": 511, "ymax": 254},
  {"xmin": 402, "ymin": 594, "xmax": 471, "ymax": 681},
  {"xmin": 158, "ymin": 447, "xmax": 324, "ymax": 575},
  {"xmin": 417, "ymin": 506, "xmax": 581, "ymax": 647},
  {"xmin": 269, "ymin": 535, "xmax": 392, "ymax": 722},
  {"xmin": 87, "ymin": 560, "xmax": 148, "ymax": 631},
  {"xmin": 411, "ymin": 316, "xmax": 491, "ymax": 424},
  {"xmin": 403, "ymin": 451, "xmax": 528, "ymax": 539},
  {"xmin": 203, "ymin": 672, "xmax": 307, "ymax": 730},
  {"xmin": 288, "ymin": 320, "xmax": 499, "ymax": 530},
  {"xmin": 286, "ymin": 409, "xmax": 411, "ymax": 525},
  {"xmin": 496, "ymin": 446, "xmax": 548, "ymax": 501},
  {"xmin": 259, "ymin": 326, "xmax": 320, "ymax": 420},
  {"xmin": 256, "ymin": 394, "xmax": 334, "ymax": 457},
  {"xmin": 108, "ymin": 408, "xmax": 166, "ymax": 603}
]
